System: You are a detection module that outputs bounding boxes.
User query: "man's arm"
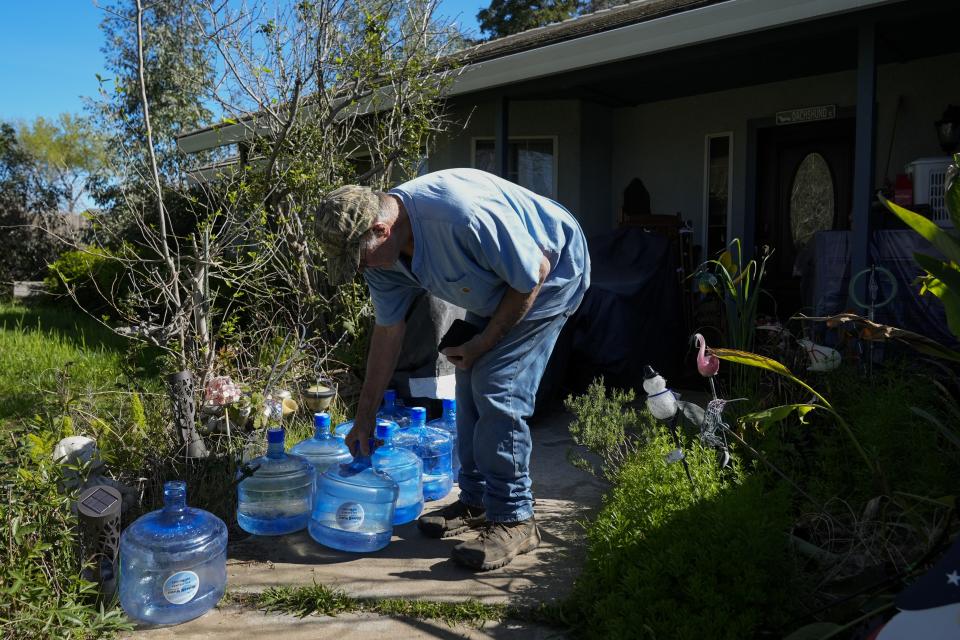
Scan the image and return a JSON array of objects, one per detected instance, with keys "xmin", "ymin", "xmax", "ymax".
[
  {"xmin": 347, "ymin": 320, "xmax": 406, "ymax": 455},
  {"xmin": 443, "ymin": 254, "xmax": 550, "ymax": 370}
]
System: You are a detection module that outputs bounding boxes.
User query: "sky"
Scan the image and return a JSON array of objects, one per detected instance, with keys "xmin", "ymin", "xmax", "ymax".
[{"xmin": 0, "ymin": 0, "xmax": 487, "ymax": 123}]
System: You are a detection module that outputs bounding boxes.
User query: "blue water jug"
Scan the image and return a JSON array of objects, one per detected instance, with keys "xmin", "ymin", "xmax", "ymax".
[
  {"xmin": 237, "ymin": 428, "xmax": 315, "ymax": 535},
  {"xmin": 333, "ymin": 390, "xmax": 410, "ymax": 439},
  {"xmin": 290, "ymin": 413, "xmax": 352, "ymax": 477},
  {"xmin": 396, "ymin": 407, "xmax": 453, "ymax": 502},
  {"xmin": 309, "ymin": 443, "xmax": 399, "ymax": 553},
  {"xmin": 380, "ymin": 389, "xmax": 411, "ymax": 427},
  {"xmin": 426, "ymin": 399, "xmax": 459, "ymax": 481},
  {"xmin": 371, "ymin": 419, "xmax": 423, "ymax": 525},
  {"xmin": 119, "ymin": 481, "xmax": 227, "ymax": 626}
]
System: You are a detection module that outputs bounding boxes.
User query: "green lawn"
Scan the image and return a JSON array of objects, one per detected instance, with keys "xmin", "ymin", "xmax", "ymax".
[{"xmin": 0, "ymin": 301, "xmax": 131, "ymax": 421}]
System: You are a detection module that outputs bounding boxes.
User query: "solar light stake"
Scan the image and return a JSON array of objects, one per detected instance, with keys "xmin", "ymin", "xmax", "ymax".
[{"xmin": 77, "ymin": 485, "xmax": 122, "ymax": 603}]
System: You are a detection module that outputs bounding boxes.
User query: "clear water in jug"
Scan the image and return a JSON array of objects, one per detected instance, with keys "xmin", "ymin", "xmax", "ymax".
[
  {"xmin": 427, "ymin": 399, "xmax": 459, "ymax": 480},
  {"xmin": 309, "ymin": 442, "xmax": 399, "ymax": 553},
  {"xmin": 119, "ymin": 481, "xmax": 227, "ymax": 626},
  {"xmin": 395, "ymin": 407, "xmax": 453, "ymax": 502},
  {"xmin": 371, "ymin": 419, "xmax": 423, "ymax": 525},
  {"xmin": 237, "ymin": 428, "xmax": 315, "ymax": 535}
]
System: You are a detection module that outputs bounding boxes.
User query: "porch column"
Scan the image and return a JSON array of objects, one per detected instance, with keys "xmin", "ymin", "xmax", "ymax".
[
  {"xmin": 850, "ymin": 21, "xmax": 877, "ymax": 308},
  {"xmin": 495, "ymin": 96, "xmax": 510, "ymax": 179}
]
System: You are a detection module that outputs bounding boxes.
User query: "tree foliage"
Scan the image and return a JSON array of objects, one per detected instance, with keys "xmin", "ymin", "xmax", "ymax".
[
  {"xmin": 65, "ymin": 0, "xmax": 458, "ymax": 406},
  {"xmin": 0, "ymin": 122, "xmax": 62, "ymax": 214},
  {"xmin": 16, "ymin": 113, "xmax": 107, "ymax": 213},
  {"xmin": 477, "ymin": 0, "xmax": 580, "ymax": 39}
]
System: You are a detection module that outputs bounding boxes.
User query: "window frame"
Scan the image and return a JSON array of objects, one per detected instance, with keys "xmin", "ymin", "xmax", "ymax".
[
  {"xmin": 701, "ymin": 132, "xmax": 734, "ymax": 257},
  {"xmin": 470, "ymin": 135, "xmax": 559, "ymax": 199}
]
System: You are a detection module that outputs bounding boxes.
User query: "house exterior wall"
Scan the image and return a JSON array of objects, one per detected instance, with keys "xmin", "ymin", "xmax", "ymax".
[
  {"xmin": 428, "ymin": 99, "xmax": 588, "ymax": 228},
  {"xmin": 610, "ymin": 51, "xmax": 960, "ymax": 250},
  {"xmin": 427, "ymin": 52, "xmax": 958, "ymax": 248}
]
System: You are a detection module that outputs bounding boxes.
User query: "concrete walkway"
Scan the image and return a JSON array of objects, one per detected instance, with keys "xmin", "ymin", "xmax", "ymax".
[{"xmin": 125, "ymin": 411, "xmax": 605, "ymax": 638}]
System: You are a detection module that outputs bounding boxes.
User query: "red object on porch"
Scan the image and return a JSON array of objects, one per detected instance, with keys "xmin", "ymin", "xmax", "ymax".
[{"xmin": 893, "ymin": 173, "xmax": 913, "ymax": 207}]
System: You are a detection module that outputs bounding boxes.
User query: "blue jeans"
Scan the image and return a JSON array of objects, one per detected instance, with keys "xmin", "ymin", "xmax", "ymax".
[{"xmin": 455, "ymin": 311, "xmax": 570, "ymax": 522}]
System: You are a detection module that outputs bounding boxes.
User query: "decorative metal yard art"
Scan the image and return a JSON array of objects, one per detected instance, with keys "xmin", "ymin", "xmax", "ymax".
[
  {"xmin": 648, "ymin": 335, "xmax": 825, "ymax": 505},
  {"xmin": 848, "ymin": 264, "xmax": 897, "ymax": 376},
  {"xmin": 167, "ymin": 370, "xmax": 208, "ymax": 459},
  {"xmin": 643, "ymin": 366, "xmax": 695, "ymax": 491}
]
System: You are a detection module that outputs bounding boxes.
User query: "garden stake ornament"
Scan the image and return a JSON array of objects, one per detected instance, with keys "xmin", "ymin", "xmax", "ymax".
[
  {"xmin": 643, "ymin": 366, "xmax": 696, "ymax": 491},
  {"xmin": 693, "ymin": 334, "xmax": 731, "ymax": 467}
]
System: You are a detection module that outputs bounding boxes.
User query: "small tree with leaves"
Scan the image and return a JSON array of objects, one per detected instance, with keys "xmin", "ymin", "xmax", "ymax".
[{"xmin": 68, "ymin": 0, "xmax": 458, "ymax": 412}]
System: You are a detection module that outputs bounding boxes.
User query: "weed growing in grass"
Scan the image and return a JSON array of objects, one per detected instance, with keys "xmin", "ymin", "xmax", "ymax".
[{"xmin": 251, "ymin": 582, "xmax": 567, "ymax": 628}]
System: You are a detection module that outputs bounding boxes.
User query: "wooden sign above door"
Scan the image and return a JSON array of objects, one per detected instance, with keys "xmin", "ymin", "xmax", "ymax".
[{"xmin": 775, "ymin": 104, "xmax": 837, "ymax": 126}]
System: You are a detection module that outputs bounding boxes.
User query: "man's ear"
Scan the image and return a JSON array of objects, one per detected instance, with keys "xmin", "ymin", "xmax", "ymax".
[{"xmin": 371, "ymin": 221, "xmax": 390, "ymax": 239}]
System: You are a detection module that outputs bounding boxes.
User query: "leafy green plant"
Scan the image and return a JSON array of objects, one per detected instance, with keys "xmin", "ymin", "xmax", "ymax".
[
  {"xmin": 564, "ymin": 377, "xmax": 657, "ymax": 479},
  {"xmin": 694, "ymin": 239, "xmax": 771, "ymax": 397},
  {"xmin": 567, "ymin": 426, "xmax": 795, "ymax": 639},
  {"xmin": 0, "ymin": 422, "xmax": 133, "ymax": 639},
  {"xmin": 45, "ymin": 247, "xmax": 127, "ymax": 312},
  {"xmin": 711, "ymin": 347, "xmax": 884, "ymax": 492}
]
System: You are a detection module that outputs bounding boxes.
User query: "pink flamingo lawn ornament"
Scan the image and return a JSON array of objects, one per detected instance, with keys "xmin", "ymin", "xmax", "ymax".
[{"xmin": 694, "ymin": 333, "xmax": 720, "ymax": 400}]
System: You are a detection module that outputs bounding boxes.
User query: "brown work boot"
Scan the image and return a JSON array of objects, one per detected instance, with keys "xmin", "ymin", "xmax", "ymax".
[
  {"xmin": 418, "ymin": 500, "xmax": 487, "ymax": 538},
  {"xmin": 451, "ymin": 517, "xmax": 540, "ymax": 571}
]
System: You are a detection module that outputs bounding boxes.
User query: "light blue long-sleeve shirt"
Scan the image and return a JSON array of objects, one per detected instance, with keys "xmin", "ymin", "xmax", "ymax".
[{"xmin": 364, "ymin": 168, "xmax": 590, "ymax": 326}]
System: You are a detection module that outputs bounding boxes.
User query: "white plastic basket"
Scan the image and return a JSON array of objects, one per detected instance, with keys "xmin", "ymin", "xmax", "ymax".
[{"xmin": 906, "ymin": 156, "xmax": 953, "ymax": 226}]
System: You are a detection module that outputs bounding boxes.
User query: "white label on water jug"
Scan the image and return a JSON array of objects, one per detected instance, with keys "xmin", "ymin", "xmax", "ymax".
[
  {"xmin": 336, "ymin": 502, "xmax": 364, "ymax": 530},
  {"xmin": 163, "ymin": 570, "xmax": 200, "ymax": 604}
]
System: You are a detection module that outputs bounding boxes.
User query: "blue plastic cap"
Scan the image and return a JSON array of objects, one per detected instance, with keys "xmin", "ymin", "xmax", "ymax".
[
  {"xmin": 267, "ymin": 428, "xmax": 285, "ymax": 444},
  {"xmin": 383, "ymin": 389, "xmax": 396, "ymax": 403},
  {"xmin": 314, "ymin": 413, "xmax": 331, "ymax": 429},
  {"xmin": 375, "ymin": 419, "xmax": 397, "ymax": 440},
  {"xmin": 411, "ymin": 407, "xmax": 426, "ymax": 424},
  {"xmin": 443, "ymin": 399, "xmax": 456, "ymax": 412}
]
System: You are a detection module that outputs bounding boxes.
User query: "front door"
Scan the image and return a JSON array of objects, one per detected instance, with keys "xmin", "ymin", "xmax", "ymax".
[{"xmin": 755, "ymin": 118, "xmax": 855, "ymax": 316}]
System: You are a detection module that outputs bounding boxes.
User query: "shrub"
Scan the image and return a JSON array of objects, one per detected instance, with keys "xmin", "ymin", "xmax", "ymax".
[
  {"xmin": 564, "ymin": 377, "xmax": 656, "ymax": 479},
  {"xmin": 45, "ymin": 247, "xmax": 126, "ymax": 312},
  {"xmin": 0, "ymin": 420, "xmax": 132, "ymax": 639},
  {"xmin": 567, "ymin": 429, "xmax": 795, "ymax": 639}
]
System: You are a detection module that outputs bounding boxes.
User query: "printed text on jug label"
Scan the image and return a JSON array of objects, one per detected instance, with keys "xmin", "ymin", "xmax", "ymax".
[
  {"xmin": 163, "ymin": 571, "xmax": 200, "ymax": 604},
  {"xmin": 336, "ymin": 502, "xmax": 364, "ymax": 530}
]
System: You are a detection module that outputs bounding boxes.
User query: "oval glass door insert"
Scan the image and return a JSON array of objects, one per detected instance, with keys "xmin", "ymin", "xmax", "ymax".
[{"xmin": 790, "ymin": 152, "xmax": 835, "ymax": 250}]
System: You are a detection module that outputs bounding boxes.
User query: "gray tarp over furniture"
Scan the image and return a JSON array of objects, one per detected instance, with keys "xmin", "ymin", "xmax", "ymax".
[{"xmin": 537, "ymin": 227, "xmax": 685, "ymax": 410}]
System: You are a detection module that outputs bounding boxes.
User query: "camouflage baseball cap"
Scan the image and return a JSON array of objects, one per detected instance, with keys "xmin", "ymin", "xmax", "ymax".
[{"xmin": 315, "ymin": 185, "xmax": 379, "ymax": 286}]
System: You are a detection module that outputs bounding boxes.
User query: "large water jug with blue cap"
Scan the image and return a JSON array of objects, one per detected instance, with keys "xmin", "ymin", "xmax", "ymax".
[
  {"xmin": 379, "ymin": 389, "xmax": 411, "ymax": 428},
  {"xmin": 371, "ymin": 419, "xmax": 423, "ymax": 525},
  {"xmin": 427, "ymin": 399, "xmax": 459, "ymax": 480},
  {"xmin": 309, "ymin": 440, "xmax": 399, "ymax": 553},
  {"xmin": 334, "ymin": 389, "xmax": 410, "ymax": 439},
  {"xmin": 237, "ymin": 428, "xmax": 315, "ymax": 535},
  {"xmin": 119, "ymin": 481, "xmax": 227, "ymax": 626},
  {"xmin": 291, "ymin": 413, "xmax": 352, "ymax": 478},
  {"xmin": 395, "ymin": 407, "xmax": 453, "ymax": 502}
]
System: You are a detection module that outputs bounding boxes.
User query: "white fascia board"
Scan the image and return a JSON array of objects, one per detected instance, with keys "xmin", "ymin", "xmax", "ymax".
[{"xmin": 448, "ymin": 0, "xmax": 901, "ymax": 97}]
